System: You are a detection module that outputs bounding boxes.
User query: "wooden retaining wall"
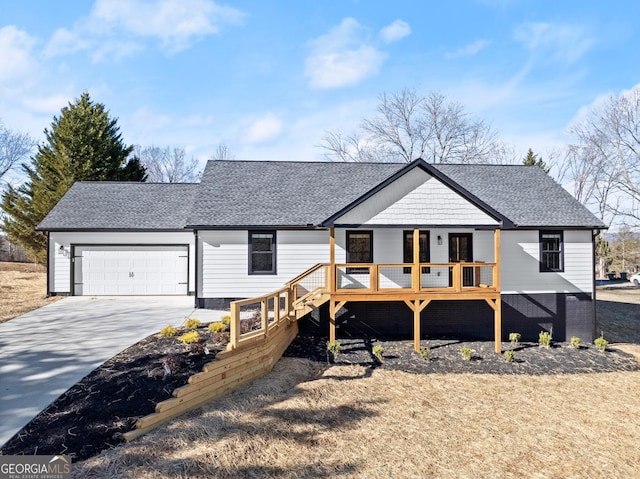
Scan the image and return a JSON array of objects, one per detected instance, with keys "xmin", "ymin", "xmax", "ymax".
[{"xmin": 123, "ymin": 320, "xmax": 299, "ymax": 441}]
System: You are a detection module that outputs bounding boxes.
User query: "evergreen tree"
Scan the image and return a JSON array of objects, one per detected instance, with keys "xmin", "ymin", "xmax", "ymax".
[
  {"xmin": 522, "ymin": 148, "xmax": 550, "ymax": 173},
  {"xmin": 1, "ymin": 92, "xmax": 146, "ymax": 261}
]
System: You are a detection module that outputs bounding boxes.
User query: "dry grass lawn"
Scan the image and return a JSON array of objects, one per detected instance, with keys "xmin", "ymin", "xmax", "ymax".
[
  {"xmin": 74, "ymin": 359, "xmax": 640, "ymax": 479},
  {"xmin": 0, "ymin": 261, "xmax": 60, "ymax": 323}
]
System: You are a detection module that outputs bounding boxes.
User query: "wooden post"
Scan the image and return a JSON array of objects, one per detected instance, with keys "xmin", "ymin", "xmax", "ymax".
[
  {"xmin": 413, "ymin": 228, "xmax": 420, "ymax": 292},
  {"xmin": 405, "ymin": 299, "xmax": 431, "ymax": 352},
  {"xmin": 413, "ymin": 302, "xmax": 421, "ymax": 352},
  {"xmin": 494, "ymin": 297, "xmax": 502, "ymax": 353},
  {"xmin": 329, "ymin": 228, "xmax": 336, "ymax": 293},
  {"xmin": 329, "ymin": 300, "xmax": 336, "ymax": 343},
  {"xmin": 230, "ymin": 301, "xmax": 240, "ymax": 350},
  {"xmin": 261, "ymin": 298, "xmax": 269, "ymax": 332}
]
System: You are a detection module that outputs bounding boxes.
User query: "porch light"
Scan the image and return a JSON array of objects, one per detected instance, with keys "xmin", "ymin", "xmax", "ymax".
[{"xmin": 437, "ymin": 235, "xmax": 442, "ymax": 245}]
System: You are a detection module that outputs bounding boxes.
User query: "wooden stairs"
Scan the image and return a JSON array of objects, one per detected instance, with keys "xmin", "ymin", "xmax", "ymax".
[{"xmin": 124, "ymin": 264, "xmax": 329, "ymax": 441}]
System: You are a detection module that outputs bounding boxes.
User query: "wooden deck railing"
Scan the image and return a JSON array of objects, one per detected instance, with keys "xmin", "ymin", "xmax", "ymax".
[
  {"xmin": 334, "ymin": 262, "xmax": 497, "ymax": 293},
  {"xmin": 227, "ymin": 264, "xmax": 329, "ymax": 351}
]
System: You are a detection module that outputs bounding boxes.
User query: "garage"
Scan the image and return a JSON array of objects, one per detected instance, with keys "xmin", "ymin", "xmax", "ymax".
[{"xmin": 73, "ymin": 245, "xmax": 189, "ymax": 296}]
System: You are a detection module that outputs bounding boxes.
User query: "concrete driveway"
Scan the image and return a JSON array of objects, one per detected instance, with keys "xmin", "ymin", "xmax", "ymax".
[{"xmin": 0, "ymin": 296, "xmax": 213, "ymax": 446}]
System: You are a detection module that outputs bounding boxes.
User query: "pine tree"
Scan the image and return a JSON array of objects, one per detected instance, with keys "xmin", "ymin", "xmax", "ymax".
[
  {"xmin": 522, "ymin": 148, "xmax": 550, "ymax": 174},
  {"xmin": 1, "ymin": 92, "xmax": 146, "ymax": 261}
]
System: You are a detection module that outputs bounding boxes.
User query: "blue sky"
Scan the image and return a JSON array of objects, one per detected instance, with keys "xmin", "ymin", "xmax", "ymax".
[{"xmin": 1, "ymin": 0, "xmax": 639, "ymax": 169}]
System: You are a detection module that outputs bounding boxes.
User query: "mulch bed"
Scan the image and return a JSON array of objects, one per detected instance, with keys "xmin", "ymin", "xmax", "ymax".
[
  {"xmin": 284, "ymin": 333, "xmax": 640, "ymax": 375},
  {"xmin": 2, "ymin": 329, "xmax": 639, "ymax": 462}
]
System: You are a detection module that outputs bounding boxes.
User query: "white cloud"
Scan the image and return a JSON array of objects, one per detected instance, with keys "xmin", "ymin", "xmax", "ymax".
[
  {"xmin": 445, "ymin": 39, "xmax": 491, "ymax": 59},
  {"xmin": 0, "ymin": 26, "xmax": 37, "ymax": 84},
  {"xmin": 379, "ymin": 20, "xmax": 411, "ymax": 44},
  {"xmin": 305, "ymin": 18, "xmax": 387, "ymax": 89},
  {"xmin": 513, "ymin": 22, "xmax": 594, "ymax": 65},
  {"xmin": 44, "ymin": 0, "xmax": 245, "ymax": 59},
  {"xmin": 245, "ymin": 113, "xmax": 284, "ymax": 144},
  {"xmin": 23, "ymin": 94, "xmax": 73, "ymax": 115}
]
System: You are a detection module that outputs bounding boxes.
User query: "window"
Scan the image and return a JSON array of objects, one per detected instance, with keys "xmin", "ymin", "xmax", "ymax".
[
  {"xmin": 403, "ymin": 230, "xmax": 430, "ymax": 274},
  {"xmin": 540, "ymin": 231, "xmax": 563, "ymax": 272},
  {"xmin": 346, "ymin": 231, "xmax": 372, "ymax": 274},
  {"xmin": 249, "ymin": 231, "xmax": 276, "ymax": 274},
  {"xmin": 346, "ymin": 230, "xmax": 373, "ymax": 263}
]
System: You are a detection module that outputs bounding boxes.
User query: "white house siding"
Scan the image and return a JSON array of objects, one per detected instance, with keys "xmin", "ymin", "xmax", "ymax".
[
  {"xmin": 500, "ymin": 230, "xmax": 593, "ymax": 294},
  {"xmin": 335, "ymin": 168, "xmax": 499, "ymax": 227},
  {"xmin": 48, "ymin": 231, "xmax": 195, "ymax": 294},
  {"xmin": 199, "ymin": 230, "xmax": 330, "ymax": 298}
]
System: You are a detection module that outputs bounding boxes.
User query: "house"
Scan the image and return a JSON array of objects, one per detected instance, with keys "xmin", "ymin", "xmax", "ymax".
[{"xmin": 38, "ymin": 158, "xmax": 605, "ymax": 350}]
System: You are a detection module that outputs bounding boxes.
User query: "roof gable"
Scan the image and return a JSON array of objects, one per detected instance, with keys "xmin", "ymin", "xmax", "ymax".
[
  {"xmin": 333, "ymin": 164, "xmax": 500, "ymax": 226},
  {"xmin": 324, "ymin": 159, "xmax": 505, "ymax": 227}
]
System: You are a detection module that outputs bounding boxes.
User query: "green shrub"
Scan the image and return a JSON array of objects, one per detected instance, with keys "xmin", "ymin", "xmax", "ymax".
[
  {"xmin": 184, "ymin": 318, "xmax": 202, "ymax": 329},
  {"xmin": 327, "ymin": 341, "xmax": 341, "ymax": 356},
  {"xmin": 160, "ymin": 325, "xmax": 177, "ymax": 338},
  {"xmin": 419, "ymin": 347, "xmax": 431, "ymax": 361},
  {"xmin": 503, "ymin": 350, "xmax": 516, "ymax": 363},
  {"xmin": 594, "ymin": 335, "xmax": 608, "ymax": 352},
  {"xmin": 460, "ymin": 347, "xmax": 472, "ymax": 361},
  {"xmin": 372, "ymin": 345, "xmax": 384, "ymax": 361},
  {"xmin": 208, "ymin": 321, "xmax": 227, "ymax": 333},
  {"xmin": 570, "ymin": 336, "xmax": 582, "ymax": 349},
  {"xmin": 509, "ymin": 332, "xmax": 521, "ymax": 347},
  {"xmin": 179, "ymin": 331, "xmax": 200, "ymax": 344},
  {"xmin": 221, "ymin": 314, "xmax": 232, "ymax": 325},
  {"xmin": 538, "ymin": 331, "xmax": 552, "ymax": 348}
]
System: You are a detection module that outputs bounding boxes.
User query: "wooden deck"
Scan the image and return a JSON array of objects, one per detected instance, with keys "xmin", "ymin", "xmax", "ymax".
[{"xmin": 226, "ymin": 228, "xmax": 502, "ymax": 355}]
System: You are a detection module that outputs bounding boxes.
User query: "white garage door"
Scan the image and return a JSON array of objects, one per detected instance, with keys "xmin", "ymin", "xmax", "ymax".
[{"xmin": 74, "ymin": 245, "xmax": 189, "ymax": 295}]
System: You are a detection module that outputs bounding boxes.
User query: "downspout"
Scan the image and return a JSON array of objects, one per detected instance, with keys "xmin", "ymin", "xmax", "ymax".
[
  {"xmin": 45, "ymin": 231, "xmax": 51, "ymax": 297},
  {"xmin": 592, "ymin": 229, "xmax": 598, "ymax": 340},
  {"xmin": 193, "ymin": 229, "xmax": 199, "ymax": 309}
]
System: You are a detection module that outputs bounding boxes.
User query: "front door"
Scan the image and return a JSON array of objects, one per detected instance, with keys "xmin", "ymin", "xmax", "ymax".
[{"xmin": 449, "ymin": 233, "xmax": 473, "ymax": 287}]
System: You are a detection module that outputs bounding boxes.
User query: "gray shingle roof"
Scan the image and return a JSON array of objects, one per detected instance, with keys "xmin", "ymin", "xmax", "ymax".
[
  {"xmin": 187, "ymin": 160, "xmax": 401, "ymax": 227},
  {"xmin": 38, "ymin": 159, "xmax": 605, "ymax": 231},
  {"xmin": 38, "ymin": 182, "xmax": 198, "ymax": 230}
]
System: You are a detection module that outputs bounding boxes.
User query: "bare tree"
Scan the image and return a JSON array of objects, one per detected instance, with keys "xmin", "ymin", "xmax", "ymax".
[
  {"xmin": 0, "ymin": 120, "xmax": 34, "ymax": 182},
  {"xmin": 566, "ymin": 85, "xmax": 640, "ymax": 226},
  {"xmin": 319, "ymin": 89, "xmax": 499, "ymax": 163},
  {"xmin": 209, "ymin": 143, "xmax": 236, "ymax": 162},
  {"xmin": 135, "ymin": 145, "xmax": 201, "ymax": 183}
]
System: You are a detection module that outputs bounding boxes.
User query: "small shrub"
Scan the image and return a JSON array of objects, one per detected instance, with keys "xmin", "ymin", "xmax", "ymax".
[
  {"xmin": 538, "ymin": 331, "xmax": 552, "ymax": 348},
  {"xmin": 594, "ymin": 335, "xmax": 608, "ymax": 352},
  {"xmin": 419, "ymin": 347, "xmax": 431, "ymax": 361},
  {"xmin": 211, "ymin": 331, "xmax": 230, "ymax": 346},
  {"xmin": 570, "ymin": 336, "xmax": 582, "ymax": 349},
  {"xmin": 372, "ymin": 345, "xmax": 384, "ymax": 361},
  {"xmin": 503, "ymin": 350, "xmax": 516, "ymax": 363},
  {"xmin": 208, "ymin": 321, "xmax": 227, "ymax": 333},
  {"xmin": 240, "ymin": 311, "xmax": 262, "ymax": 334},
  {"xmin": 460, "ymin": 347, "xmax": 472, "ymax": 361},
  {"xmin": 184, "ymin": 318, "xmax": 201, "ymax": 329},
  {"xmin": 189, "ymin": 341, "xmax": 207, "ymax": 355},
  {"xmin": 509, "ymin": 332, "xmax": 521, "ymax": 347},
  {"xmin": 160, "ymin": 325, "xmax": 177, "ymax": 338},
  {"xmin": 179, "ymin": 331, "xmax": 200, "ymax": 344},
  {"xmin": 161, "ymin": 354, "xmax": 182, "ymax": 376},
  {"xmin": 221, "ymin": 314, "xmax": 232, "ymax": 325},
  {"xmin": 327, "ymin": 341, "xmax": 341, "ymax": 356}
]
